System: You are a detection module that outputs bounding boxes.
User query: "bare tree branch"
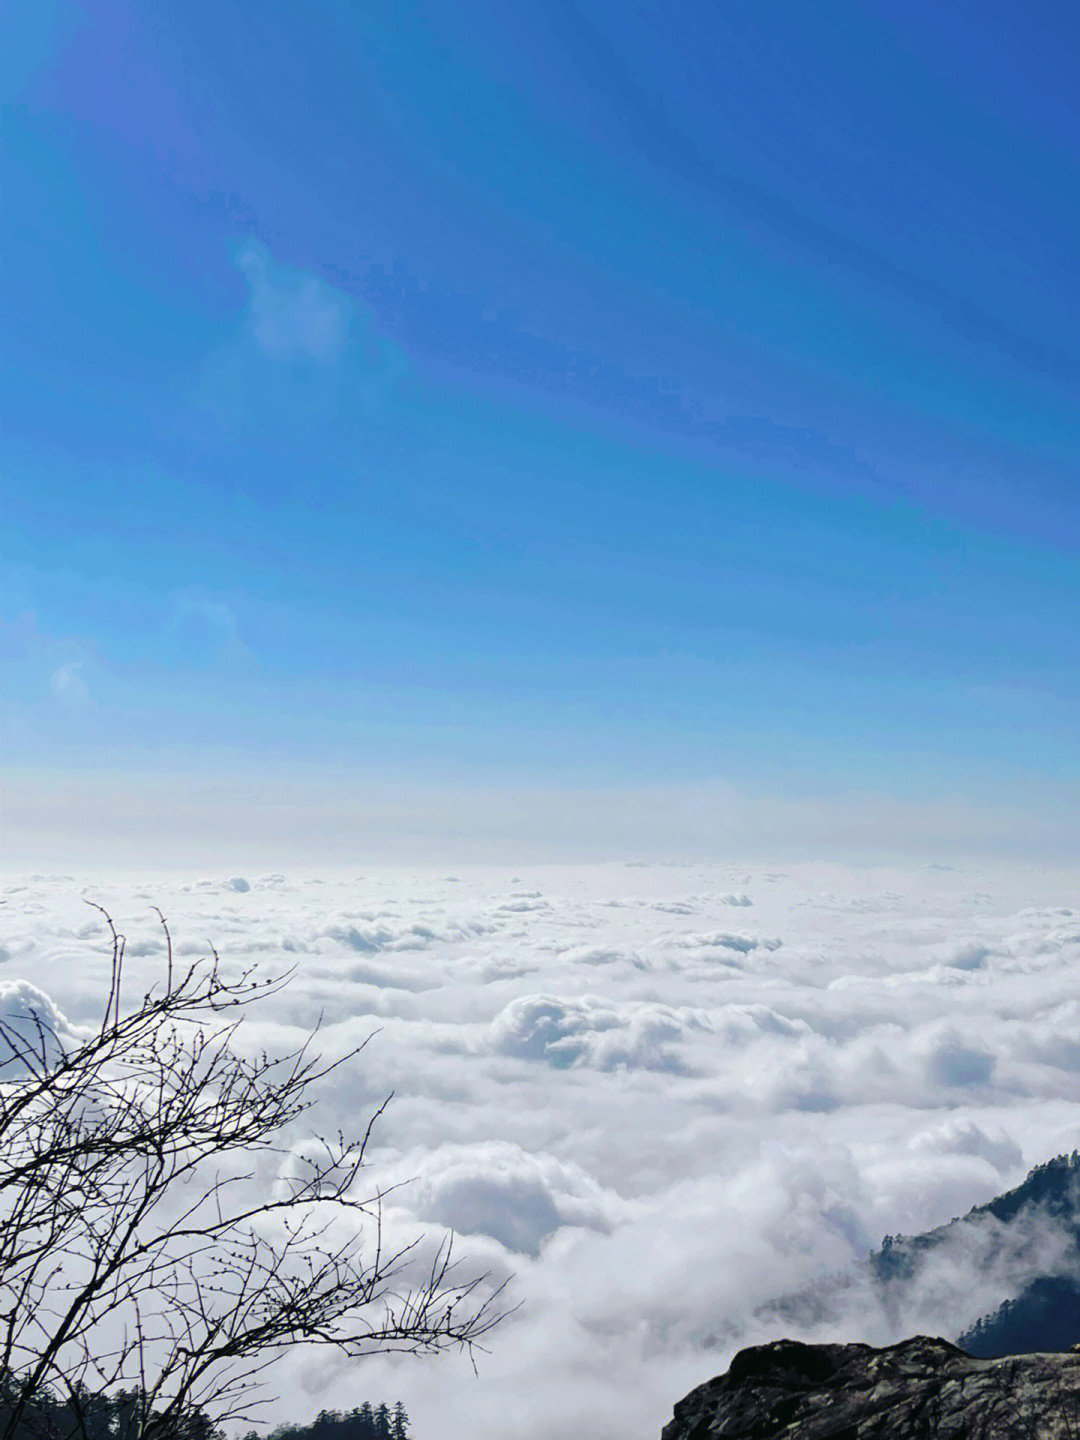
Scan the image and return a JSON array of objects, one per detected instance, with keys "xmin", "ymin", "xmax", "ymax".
[{"xmin": 0, "ymin": 910, "xmax": 506, "ymax": 1440}]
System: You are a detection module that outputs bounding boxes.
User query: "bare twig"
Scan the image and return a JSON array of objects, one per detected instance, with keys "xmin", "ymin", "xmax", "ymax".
[{"xmin": 0, "ymin": 911, "xmax": 506, "ymax": 1440}]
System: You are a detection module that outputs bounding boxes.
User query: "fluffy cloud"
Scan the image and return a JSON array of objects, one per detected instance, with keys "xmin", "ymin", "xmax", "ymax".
[
  {"xmin": 921, "ymin": 1023, "xmax": 997, "ymax": 1090},
  {"xmin": 0, "ymin": 980, "xmax": 83, "ymax": 1073},
  {"xmin": 321, "ymin": 914, "xmax": 490, "ymax": 953},
  {"xmin": 375, "ymin": 1141, "xmax": 622, "ymax": 1256},
  {"xmin": 486, "ymin": 993, "xmax": 709, "ymax": 1072},
  {"xmin": 670, "ymin": 930, "xmax": 780, "ymax": 954},
  {"xmin": 908, "ymin": 1116, "xmax": 1022, "ymax": 1173}
]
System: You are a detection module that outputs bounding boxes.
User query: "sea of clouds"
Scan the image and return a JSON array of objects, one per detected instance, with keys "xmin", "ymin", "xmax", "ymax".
[{"xmin": 4, "ymin": 861, "xmax": 1080, "ymax": 1440}]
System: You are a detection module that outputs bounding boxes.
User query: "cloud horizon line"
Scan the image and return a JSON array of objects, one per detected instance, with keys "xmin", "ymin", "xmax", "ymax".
[{"xmin": 6, "ymin": 765, "xmax": 1079, "ymax": 872}]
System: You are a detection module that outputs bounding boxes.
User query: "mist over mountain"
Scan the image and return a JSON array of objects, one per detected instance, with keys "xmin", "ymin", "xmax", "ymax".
[
  {"xmin": 664, "ymin": 1158, "xmax": 1080, "ymax": 1437},
  {"xmin": 875, "ymin": 1152, "xmax": 1080, "ymax": 1355},
  {"xmin": 759, "ymin": 1152, "xmax": 1080, "ymax": 1363}
]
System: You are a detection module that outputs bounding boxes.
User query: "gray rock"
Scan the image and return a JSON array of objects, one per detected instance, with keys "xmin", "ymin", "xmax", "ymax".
[{"xmin": 662, "ymin": 1335, "xmax": 1080, "ymax": 1438}]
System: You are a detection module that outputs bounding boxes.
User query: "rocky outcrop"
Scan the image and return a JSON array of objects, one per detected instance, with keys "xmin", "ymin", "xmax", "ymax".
[{"xmin": 662, "ymin": 1334, "xmax": 1080, "ymax": 1438}]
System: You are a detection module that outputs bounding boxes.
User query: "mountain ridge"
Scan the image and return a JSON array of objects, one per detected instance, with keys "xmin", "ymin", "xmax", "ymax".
[{"xmin": 756, "ymin": 1152, "xmax": 1080, "ymax": 1355}]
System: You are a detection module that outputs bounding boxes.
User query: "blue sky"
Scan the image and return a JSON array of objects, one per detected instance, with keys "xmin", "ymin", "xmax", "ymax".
[{"xmin": 4, "ymin": 0, "xmax": 1080, "ymax": 865}]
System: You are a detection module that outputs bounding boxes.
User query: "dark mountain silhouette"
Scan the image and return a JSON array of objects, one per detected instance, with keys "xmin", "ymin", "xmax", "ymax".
[
  {"xmin": 874, "ymin": 1153, "xmax": 1080, "ymax": 1357},
  {"xmin": 872, "ymin": 1152, "xmax": 1080, "ymax": 1288},
  {"xmin": 960, "ymin": 1274, "xmax": 1080, "ymax": 1357},
  {"xmin": 758, "ymin": 1153, "xmax": 1080, "ymax": 1355}
]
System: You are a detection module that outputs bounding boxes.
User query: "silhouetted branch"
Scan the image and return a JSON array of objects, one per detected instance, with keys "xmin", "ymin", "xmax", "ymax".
[{"xmin": 0, "ymin": 910, "xmax": 505, "ymax": 1440}]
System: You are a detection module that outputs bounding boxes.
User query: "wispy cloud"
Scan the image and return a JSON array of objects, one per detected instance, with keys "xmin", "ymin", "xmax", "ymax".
[
  {"xmin": 49, "ymin": 659, "xmax": 91, "ymax": 706},
  {"xmin": 236, "ymin": 242, "xmax": 352, "ymax": 364}
]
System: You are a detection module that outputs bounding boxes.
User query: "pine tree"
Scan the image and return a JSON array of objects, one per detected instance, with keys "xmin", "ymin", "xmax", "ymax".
[
  {"xmin": 373, "ymin": 1405, "xmax": 390, "ymax": 1440},
  {"xmin": 390, "ymin": 1401, "xmax": 409, "ymax": 1440},
  {"xmin": 312, "ymin": 1410, "xmax": 341, "ymax": 1440}
]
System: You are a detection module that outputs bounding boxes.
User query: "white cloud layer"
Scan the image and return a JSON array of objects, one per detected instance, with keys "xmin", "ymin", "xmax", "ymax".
[{"xmin": 4, "ymin": 861, "xmax": 1080, "ymax": 1439}]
